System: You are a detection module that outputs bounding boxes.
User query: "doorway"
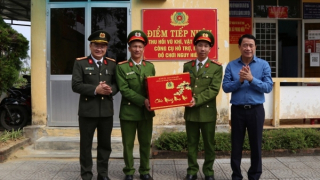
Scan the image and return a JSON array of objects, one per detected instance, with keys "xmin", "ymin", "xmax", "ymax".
[
  {"xmin": 278, "ymin": 20, "xmax": 299, "ymax": 78},
  {"xmin": 47, "ymin": 2, "xmax": 130, "ymax": 127}
]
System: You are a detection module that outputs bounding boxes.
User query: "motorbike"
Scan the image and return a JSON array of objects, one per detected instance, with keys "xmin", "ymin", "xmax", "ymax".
[{"xmin": 0, "ymin": 75, "xmax": 31, "ymax": 131}]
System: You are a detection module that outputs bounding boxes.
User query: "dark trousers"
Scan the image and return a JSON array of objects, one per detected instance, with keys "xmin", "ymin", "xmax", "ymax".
[
  {"xmin": 185, "ymin": 121, "xmax": 216, "ymax": 176},
  {"xmin": 120, "ymin": 119, "xmax": 153, "ymax": 175},
  {"xmin": 79, "ymin": 116, "xmax": 113, "ymax": 180},
  {"xmin": 230, "ymin": 104, "xmax": 264, "ymax": 180}
]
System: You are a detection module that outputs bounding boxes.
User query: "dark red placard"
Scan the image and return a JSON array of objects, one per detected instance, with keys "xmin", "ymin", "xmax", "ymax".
[
  {"xmin": 142, "ymin": 9, "xmax": 218, "ymax": 60},
  {"xmin": 229, "ymin": 17, "xmax": 252, "ymax": 44},
  {"xmin": 305, "ymin": 40, "xmax": 315, "ymax": 53},
  {"xmin": 268, "ymin": 6, "xmax": 288, "ymax": 18}
]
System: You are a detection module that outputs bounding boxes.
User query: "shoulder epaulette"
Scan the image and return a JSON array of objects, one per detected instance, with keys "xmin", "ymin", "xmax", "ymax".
[
  {"xmin": 184, "ymin": 60, "xmax": 195, "ymax": 64},
  {"xmin": 118, "ymin": 60, "xmax": 128, "ymax": 65},
  {"xmin": 105, "ymin": 57, "xmax": 116, "ymax": 62},
  {"xmin": 76, "ymin": 57, "xmax": 87, "ymax": 61},
  {"xmin": 211, "ymin": 60, "xmax": 222, "ymax": 66},
  {"xmin": 143, "ymin": 60, "xmax": 153, "ymax": 64}
]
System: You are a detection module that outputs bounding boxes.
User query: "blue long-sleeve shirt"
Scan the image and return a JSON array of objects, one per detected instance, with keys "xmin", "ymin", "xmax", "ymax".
[{"xmin": 222, "ymin": 56, "xmax": 273, "ymax": 105}]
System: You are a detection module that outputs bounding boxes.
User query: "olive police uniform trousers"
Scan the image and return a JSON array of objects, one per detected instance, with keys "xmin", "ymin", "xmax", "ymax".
[
  {"xmin": 231, "ymin": 104, "xmax": 264, "ymax": 180},
  {"xmin": 185, "ymin": 120, "xmax": 216, "ymax": 176},
  {"xmin": 120, "ymin": 119, "xmax": 153, "ymax": 175},
  {"xmin": 79, "ymin": 116, "xmax": 113, "ymax": 180}
]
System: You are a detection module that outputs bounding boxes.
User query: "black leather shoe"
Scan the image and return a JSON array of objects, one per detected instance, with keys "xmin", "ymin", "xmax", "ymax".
[
  {"xmin": 124, "ymin": 175, "xmax": 133, "ymax": 180},
  {"xmin": 97, "ymin": 174, "xmax": 111, "ymax": 180},
  {"xmin": 184, "ymin": 174, "xmax": 197, "ymax": 180},
  {"xmin": 140, "ymin": 174, "xmax": 153, "ymax": 180},
  {"xmin": 205, "ymin": 176, "xmax": 215, "ymax": 180}
]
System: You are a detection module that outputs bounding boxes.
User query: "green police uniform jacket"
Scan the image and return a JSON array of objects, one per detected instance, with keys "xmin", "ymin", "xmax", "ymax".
[
  {"xmin": 183, "ymin": 59, "xmax": 222, "ymax": 122},
  {"xmin": 116, "ymin": 58, "xmax": 155, "ymax": 121},
  {"xmin": 72, "ymin": 55, "xmax": 118, "ymax": 117}
]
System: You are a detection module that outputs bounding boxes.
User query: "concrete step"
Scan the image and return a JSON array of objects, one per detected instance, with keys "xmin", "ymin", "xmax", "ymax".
[
  {"xmin": 34, "ymin": 136, "xmax": 122, "ymax": 150},
  {"xmin": 12, "ymin": 136, "xmax": 140, "ymax": 159}
]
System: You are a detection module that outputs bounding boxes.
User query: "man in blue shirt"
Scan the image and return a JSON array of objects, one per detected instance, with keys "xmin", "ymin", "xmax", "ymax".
[{"xmin": 222, "ymin": 34, "xmax": 273, "ymax": 180}]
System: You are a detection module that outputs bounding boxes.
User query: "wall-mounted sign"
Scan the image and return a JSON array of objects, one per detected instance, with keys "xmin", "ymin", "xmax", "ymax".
[
  {"xmin": 310, "ymin": 53, "xmax": 320, "ymax": 67},
  {"xmin": 229, "ymin": 1, "xmax": 251, "ymax": 18},
  {"xmin": 142, "ymin": 9, "xmax": 218, "ymax": 60},
  {"xmin": 303, "ymin": 3, "xmax": 320, "ymax": 19},
  {"xmin": 305, "ymin": 40, "xmax": 315, "ymax": 53},
  {"xmin": 268, "ymin": 6, "xmax": 288, "ymax": 18},
  {"xmin": 229, "ymin": 17, "xmax": 252, "ymax": 44},
  {"xmin": 308, "ymin": 30, "xmax": 320, "ymax": 40},
  {"xmin": 316, "ymin": 40, "xmax": 320, "ymax": 53}
]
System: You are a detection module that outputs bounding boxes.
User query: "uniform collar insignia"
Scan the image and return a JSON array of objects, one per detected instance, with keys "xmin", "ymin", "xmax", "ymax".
[
  {"xmin": 88, "ymin": 59, "xmax": 93, "ymax": 64},
  {"xmin": 104, "ymin": 60, "xmax": 107, "ymax": 65}
]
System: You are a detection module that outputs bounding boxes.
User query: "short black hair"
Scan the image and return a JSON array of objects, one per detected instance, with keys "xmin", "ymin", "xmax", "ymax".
[{"xmin": 238, "ymin": 34, "xmax": 256, "ymax": 46}]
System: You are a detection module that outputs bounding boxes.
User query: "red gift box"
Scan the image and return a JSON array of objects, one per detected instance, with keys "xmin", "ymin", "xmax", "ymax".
[{"xmin": 146, "ymin": 73, "xmax": 192, "ymax": 110}]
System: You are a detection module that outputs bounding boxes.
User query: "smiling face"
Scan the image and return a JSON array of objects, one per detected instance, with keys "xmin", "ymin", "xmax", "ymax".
[
  {"xmin": 90, "ymin": 42, "xmax": 108, "ymax": 60},
  {"xmin": 239, "ymin": 37, "xmax": 256, "ymax": 62},
  {"xmin": 128, "ymin": 40, "xmax": 145, "ymax": 62},
  {"xmin": 195, "ymin": 41, "xmax": 211, "ymax": 61}
]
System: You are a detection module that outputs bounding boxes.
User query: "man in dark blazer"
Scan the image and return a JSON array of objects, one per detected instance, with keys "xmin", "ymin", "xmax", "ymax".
[
  {"xmin": 183, "ymin": 30, "xmax": 223, "ymax": 180},
  {"xmin": 72, "ymin": 30, "xmax": 118, "ymax": 180},
  {"xmin": 116, "ymin": 30, "xmax": 155, "ymax": 180}
]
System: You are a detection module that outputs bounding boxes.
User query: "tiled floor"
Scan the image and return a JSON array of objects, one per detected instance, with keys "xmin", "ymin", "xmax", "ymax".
[{"xmin": 1, "ymin": 156, "xmax": 320, "ymax": 180}]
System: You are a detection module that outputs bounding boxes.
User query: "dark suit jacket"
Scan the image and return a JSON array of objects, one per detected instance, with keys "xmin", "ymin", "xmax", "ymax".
[{"xmin": 72, "ymin": 55, "xmax": 118, "ymax": 117}]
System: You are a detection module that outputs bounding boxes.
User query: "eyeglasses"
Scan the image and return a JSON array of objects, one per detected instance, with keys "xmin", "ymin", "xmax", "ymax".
[
  {"xmin": 92, "ymin": 43, "xmax": 107, "ymax": 49},
  {"xmin": 241, "ymin": 44, "xmax": 255, "ymax": 48}
]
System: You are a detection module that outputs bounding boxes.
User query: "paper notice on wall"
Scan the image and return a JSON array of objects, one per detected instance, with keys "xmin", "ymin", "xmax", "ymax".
[
  {"xmin": 316, "ymin": 40, "xmax": 320, "ymax": 52},
  {"xmin": 310, "ymin": 53, "xmax": 320, "ymax": 67},
  {"xmin": 308, "ymin": 30, "xmax": 320, "ymax": 40}
]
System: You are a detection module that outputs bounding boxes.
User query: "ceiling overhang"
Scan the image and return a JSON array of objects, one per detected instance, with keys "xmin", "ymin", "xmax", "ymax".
[{"xmin": 0, "ymin": 0, "xmax": 31, "ymax": 22}]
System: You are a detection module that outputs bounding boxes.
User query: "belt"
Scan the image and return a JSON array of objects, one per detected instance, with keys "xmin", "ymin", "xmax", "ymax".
[{"xmin": 233, "ymin": 104, "xmax": 261, "ymax": 109}]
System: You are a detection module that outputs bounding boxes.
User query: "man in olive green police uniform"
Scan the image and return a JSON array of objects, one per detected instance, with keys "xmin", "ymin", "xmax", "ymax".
[
  {"xmin": 72, "ymin": 30, "xmax": 118, "ymax": 180},
  {"xmin": 183, "ymin": 30, "xmax": 223, "ymax": 180},
  {"xmin": 116, "ymin": 30, "xmax": 155, "ymax": 180}
]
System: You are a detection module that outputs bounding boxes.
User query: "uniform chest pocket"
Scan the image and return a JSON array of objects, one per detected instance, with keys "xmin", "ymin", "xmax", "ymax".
[
  {"xmin": 105, "ymin": 70, "xmax": 114, "ymax": 75},
  {"xmin": 202, "ymin": 73, "xmax": 214, "ymax": 79},
  {"xmin": 84, "ymin": 71, "xmax": 96, "ymax": 76},
  {"xmin": 125, "ymin": 74, "xmax": 137, "ymax": 80}
]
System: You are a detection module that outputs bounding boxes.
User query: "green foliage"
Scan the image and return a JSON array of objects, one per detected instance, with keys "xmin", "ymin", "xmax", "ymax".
[
  {"xmin": 214, "ymin": 132, "xmax": 231, "ymax": 151},
  {"xmin": 0, "ymin": 16, "xmax": 29, "ymax": 93},
  {"xmin": 154, "ymin": 132, "xmax": 189, "ymax": 152},
  {"xmin": 0, "ymin": 129, "xmax": 23, "ymax": 143},
  {"xmin": 154, "ymin": 129, "xmax": 320, "ymax": 152}
]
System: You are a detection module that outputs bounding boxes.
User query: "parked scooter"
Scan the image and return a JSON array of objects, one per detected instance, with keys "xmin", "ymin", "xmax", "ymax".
[{"xmin": 0, "ymin": 75, "xmax": 31, "ymax": 131}]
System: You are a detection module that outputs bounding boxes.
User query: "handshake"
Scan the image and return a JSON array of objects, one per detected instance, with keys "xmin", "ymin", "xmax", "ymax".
[{"xmin": 96, "ymin": 81, "xmax": 112, "ymax": 95}]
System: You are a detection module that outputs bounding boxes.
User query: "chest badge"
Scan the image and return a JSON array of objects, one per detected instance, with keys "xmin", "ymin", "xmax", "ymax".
[{"xmin": 85, "ymin": 67, "xmax": 94, "ymax": 70}]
